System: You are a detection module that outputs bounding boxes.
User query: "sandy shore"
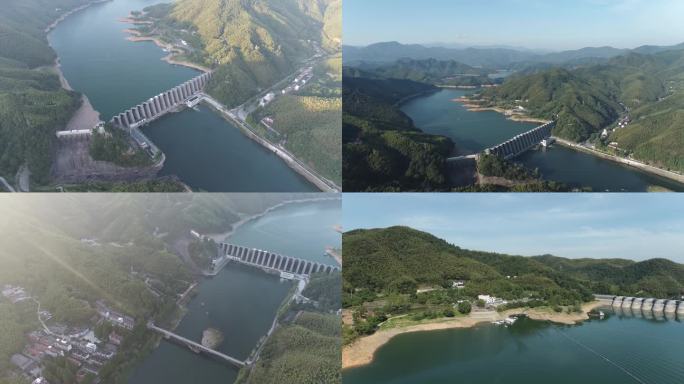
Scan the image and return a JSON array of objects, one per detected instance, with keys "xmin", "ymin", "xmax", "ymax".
[
  {"xmin": 342, "ymin": 301, "xmax": 604, "ymax": 369},
  {"xmin": 452, "ymin": 98, "xmax": 550, "ymax": 124}
]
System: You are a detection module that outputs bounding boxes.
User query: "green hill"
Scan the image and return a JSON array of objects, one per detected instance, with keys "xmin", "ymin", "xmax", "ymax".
[
  {"xmin": 145, "ymin": 0, "xmax": 341, "ymax": 107},
  {"xmin": 343, "ymin": 226, "xmax": 684, "ymax": 304},
  {"xmin": 342, "ymin": 72, "xmax": 454, "ymax": 191},
  {"xmin": 481, "ymin": 50, "xmax": 684, "ymax": 171},
  {"xmin": 358, "ymin": 58, "xmax": 495, "ymax": 87},
  {"xmin": 0, "ymin": 0, "xmax": 90, "ymax": 183}
]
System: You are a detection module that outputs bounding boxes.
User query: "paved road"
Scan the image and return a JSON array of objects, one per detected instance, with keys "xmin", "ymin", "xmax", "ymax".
[{"xmin": 147, "ymin": 322, "xmax": 245, "ymax": 367}]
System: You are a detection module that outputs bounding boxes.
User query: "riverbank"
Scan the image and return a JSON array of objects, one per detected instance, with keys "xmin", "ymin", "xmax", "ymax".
[
  {"xmin": 452, "ymin": 97, "xmax": 550, "ymax": 124},
  {"xmin": 45, "ymin": 0, "xmax": 111, "ymax": 33},
  {"xmin": 342, "ymin": 301, "xmax": 604, "ymax": 369},
  {"xmin": 201, "ymin": 94, "xmax": 339, "ymax": 192},
  {"xmin": 205, "ymin": 196, "xmax": 341, "ymax": 244},
  {"xmin": 204, "ymin": 196, "xmax": 340, "ymax": 275},
  {"xmin": 554, "ymin": 137, "xmax": 684, "ymax": 186},
  {"xmin": 123, "ymin": 28, "xmax": 212, "ymax": 73}
]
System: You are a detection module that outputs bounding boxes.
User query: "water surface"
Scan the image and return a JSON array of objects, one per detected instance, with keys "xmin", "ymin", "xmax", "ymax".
[
  {"xmin": 48, "ymin": 0, "xmax": 317, "ymax": 192},
  {"xmin": 401, "ymin": 89, "xmax": 684, "ymax": 191},
  {"xmin": 344, "ymin": 309, "xmax": 684, "ymax": 384},
  {"xmin": 128, "ymin": 199, "xmax": 341, "ymax": 383}
]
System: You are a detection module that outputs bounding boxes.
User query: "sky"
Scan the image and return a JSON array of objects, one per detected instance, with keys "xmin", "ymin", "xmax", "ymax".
[
  {"xmin": 343, "ymin": 194, "xmax": 684, "ymax": 262},
  {"xmin": 344, "ymin": 0, "xmax": 684, "ymax": 50}
]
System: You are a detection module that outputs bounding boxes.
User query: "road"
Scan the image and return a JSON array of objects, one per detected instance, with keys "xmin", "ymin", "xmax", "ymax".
[
  {"xmin": 147, "ymin": 322, "xmax": 245, "ymax": 367},
  {"xmin": 220, "ymin": 48, "xmax": 341, "ymax": 192},
  {"xmin": 202, "ymin": 94, "xmax": 339, "ymax": 192},
  {"xmin": 554, "ymin": 137, "xmax": 684, "ymax": 185}
]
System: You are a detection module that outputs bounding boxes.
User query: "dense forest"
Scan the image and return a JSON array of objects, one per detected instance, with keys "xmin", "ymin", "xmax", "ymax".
[
  {"xmin": 342, "ymin": 226, "xmax": 684, "ymax": 341},
  {"xmin": 344, "ymin": 226, "xmax": 684, "ymax": 301},
  {"xmin": 142, "ymin": 0, "xmax": 341, "ymax": 107},
  {"xmin": 0, "ymin": 0, "xmax": 92, "ymax": 184},
  {"xmin": 0, "ymin": 194, "xmax": 304, "ymax": 380},
  {"xmin": 249, "ymin": 57, "xmax": 342, "ymax": 185},
  {"xmin": 237, "ymin": 273, "xmax": 341, "ymax": 384},
  {"xmin": 342, "ymin": 227, "xmax": 684, "ymax": 344},
  {"xmin": 342, "ymin": 69, "xmax": 455, "ymax": 191},
  {"xmin": 481, "ymin": 50, "xmax": 684, "ymax": 171}
]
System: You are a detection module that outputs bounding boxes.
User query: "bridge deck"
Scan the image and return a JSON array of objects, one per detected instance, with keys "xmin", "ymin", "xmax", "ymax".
[{"xmin": 148, "ymin": 322, "xmax": 245, "ymax": 367}]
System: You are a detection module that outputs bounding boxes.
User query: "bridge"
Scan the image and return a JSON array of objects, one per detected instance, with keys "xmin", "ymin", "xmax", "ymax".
[
  {"xmin": 448, "ymin": 121, "xmax": 556, "ymax": 162},
  {"xmin": 147, "ymin": 321, "xmax": 246, "ymax": 368},
  {"xmin": 218, "ymin": 242, "xmax": 341, "ymax": 277},
  {"xmin": 594, "ymin": 294, "xmax": 684, "ymax": 316},
  {"xmin": 110, "ymin": 72, "xmax": 212, "ymax": 130}
]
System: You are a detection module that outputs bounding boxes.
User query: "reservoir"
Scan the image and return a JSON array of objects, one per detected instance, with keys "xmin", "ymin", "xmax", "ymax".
[
  {"xmin": 127, "ymin": 198, "xmax": 341, "ymax": 383},
  {"xmin": 401, "ymin": 89, "xmax": 684, "ymax": 191},
  {"xmin": 48, "ymin": 0, "xmax": 317, "ymax": 192},
  {"xmin": 343, "ymin": 309, "xmax": 684, "ymax": 384}
]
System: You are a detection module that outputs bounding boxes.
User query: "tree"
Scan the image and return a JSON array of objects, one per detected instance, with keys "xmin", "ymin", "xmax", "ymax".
[{"xmin": 457, "ymin": 301, "xmax": 472, "ymax": 314}]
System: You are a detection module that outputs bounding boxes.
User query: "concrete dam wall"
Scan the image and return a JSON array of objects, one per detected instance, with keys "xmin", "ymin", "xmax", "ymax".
[{"xmin": 219, "ymin": 242, "xmax": 340, "ymax": 277}]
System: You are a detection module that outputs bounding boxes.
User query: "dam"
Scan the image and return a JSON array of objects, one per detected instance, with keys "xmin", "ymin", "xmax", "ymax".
[
  {"xmin": 111, "ymin": 72, "xmax": 212, "ymax": 130},
  {"xmin": 594, "ymin": 294, "xmax": 684, "ymax": 317},
  {"xmin": 218, "ymin": 242, "xmax": 341, "ymax": 277}
]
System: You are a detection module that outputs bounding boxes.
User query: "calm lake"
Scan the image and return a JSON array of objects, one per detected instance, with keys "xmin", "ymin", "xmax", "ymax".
[
  {"xmin": 128, "ymin": 198, "xmax": 341, "ymax": 383},
  {"xmin": 401, "ymin": 89, "xmax": 684, "ymax": 191},
  {"xmin": 48, "ymin": 0, "xmax": 316, "ymax": 192},
  {"xmin": 343, "ymin": 308, "xmax": 684, "ymax": 384}
]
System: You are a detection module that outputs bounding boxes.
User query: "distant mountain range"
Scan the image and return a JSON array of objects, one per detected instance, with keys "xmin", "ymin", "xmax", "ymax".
[{"xmin": 344, "ymin": 41, "xmax": 684, "ymax": 68}]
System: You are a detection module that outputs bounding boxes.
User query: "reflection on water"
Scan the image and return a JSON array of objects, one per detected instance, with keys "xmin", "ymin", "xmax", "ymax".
[{"xmin": 344, "ymin": 306, "xmax": 684, "ymax": 384}]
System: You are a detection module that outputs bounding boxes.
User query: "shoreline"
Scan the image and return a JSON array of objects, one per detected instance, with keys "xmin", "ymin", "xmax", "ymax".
[
  {"xmin": 554, "ymin": 137, "xmax": 684, "ymax": 184},
  {"xmin": 453, "ymin": 97, "xmax": 684, "ymax": 185},
  {"xmin": 123, "ymin": 29, "xmax": 212, "ymax": 73},
  {"xmin": 45, "ymin": 0, "xmax": 111, "ymax": 33},
  {"xmin": 205, "ymin": 195, "xmax": 341, "ymax": 243},
  {"xmin": 554, "ymin": 137, "xmax": 684, "ymax": 186},
  {"xmin": 203, "ymin": 196, "xmax": 340, "ymax": 277},
  {"xmin": 121, "ymin": 16, "xmax": 341, "ymax": 192},
  {"xmin": 201, "ymin": 95, "xmax": 340, "ymax": 192},
  {"xmin": 342, "ymin": 301, "xmax": 603, "ymax": 370},
  {"xmin": 452, "ymin": 97, "xmax": 550, "ymax": 124}
]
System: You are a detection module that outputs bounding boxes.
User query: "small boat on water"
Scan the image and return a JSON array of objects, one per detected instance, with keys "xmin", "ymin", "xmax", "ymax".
[{"xmin": 504, "ymin": 317, "xmax": 517, "ymax": 326}]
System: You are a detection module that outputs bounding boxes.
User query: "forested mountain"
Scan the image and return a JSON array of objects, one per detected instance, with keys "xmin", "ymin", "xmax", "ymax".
[
  {"xmin": 149, "ymin": 0, "xmax": 341, "ymax": 107},
  {"xmin": 343, "ymin": 226, "xmax": 684, "ymax": 304},
  {"xmin": 342, "ymin": 70, "xmax": 454, "ymax": 191},
  {"xmin": 480, "ymin": 50, "xmax": 684, "ymax": 171},
  {"xmin": 0, "ymin": 0, "xmax": 90, "ymax": 183},
  {"xmin": 344, "ymin": 42, "xmax": 538, "ymax": 68},
  {"xmin": 344, "ymin": 41, "xmax": 684, "ymax": 68},
  {"xmin": 352, "ymin": 58, "xmax": 495, "ymax": 86},
  {"xmin": 0, "ymin": 194, "xmax": 300, "ymax": 377}
]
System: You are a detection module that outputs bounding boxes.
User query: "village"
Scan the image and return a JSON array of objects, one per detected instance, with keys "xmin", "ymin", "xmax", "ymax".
[{"xmin": 3, "ymin": 285, "xmax": 136, "ymax": 384}]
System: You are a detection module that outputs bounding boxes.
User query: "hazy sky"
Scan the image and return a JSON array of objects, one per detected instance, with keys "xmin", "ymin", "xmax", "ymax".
[
  {"xmin": 344, "ymin": 194, "xmax": 684, "ymax": 262},
  {"xmin": 344, "ymin": 0, "xmax": 684, "ymax": 50}
]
